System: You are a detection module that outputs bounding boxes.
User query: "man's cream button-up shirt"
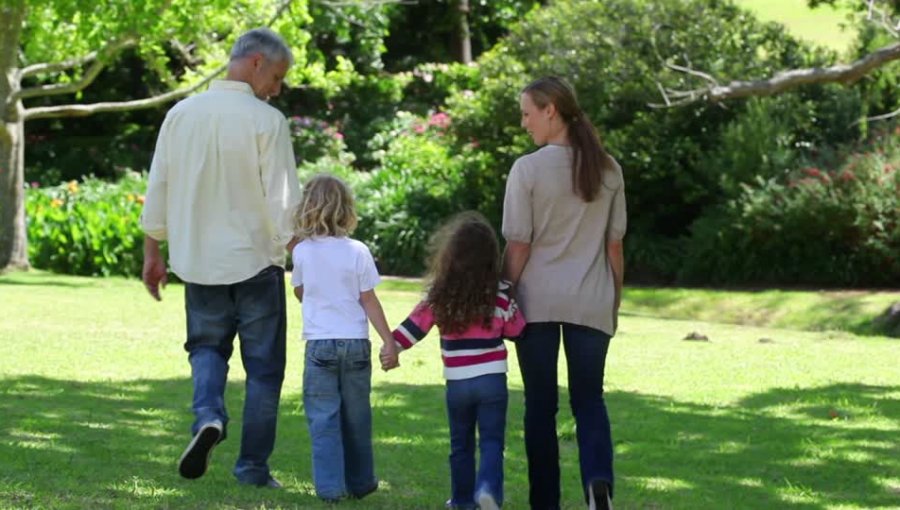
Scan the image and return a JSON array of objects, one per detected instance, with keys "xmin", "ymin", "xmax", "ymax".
[{"xmin": 141, "ymin": 80, "xmax": 301, "ymax": 285}]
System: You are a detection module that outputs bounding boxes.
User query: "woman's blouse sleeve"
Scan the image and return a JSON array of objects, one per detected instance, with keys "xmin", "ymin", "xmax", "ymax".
[
  {"xmin": 502, "ymin": 159, "xmax": 533, "ymax": 243},
  {"xmin": 607, "ymin": 165, "xmax": 627, "ymax": 242}
]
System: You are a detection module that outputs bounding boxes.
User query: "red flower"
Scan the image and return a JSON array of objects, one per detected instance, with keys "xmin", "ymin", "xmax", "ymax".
[
  {"xmin": 802, "ymin": 167, "xmax": 822, "ymax": 178},
  {"xmin": 838, "ymin": 170, "xmax": 856, "ymax": 182}
]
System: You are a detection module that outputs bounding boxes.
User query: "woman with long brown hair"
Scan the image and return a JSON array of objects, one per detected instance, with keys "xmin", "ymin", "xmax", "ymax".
[{"xmin": 502, "ymin": 76, "xmax": 626, "ymax": 510}]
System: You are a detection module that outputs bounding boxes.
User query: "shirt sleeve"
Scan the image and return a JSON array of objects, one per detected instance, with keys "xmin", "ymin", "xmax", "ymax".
[
  {"xmin": 501, "ymin": 159, "xmax": 533, "ymax": 243},
  {"xmin": 357, "ymin": 244, "xmax": 381, "ymax": 292},
  {"xmin": 290, "ymin": 244, "xmax": 303, "ymax": 288},
  {"xmin": 140, "ymin": 116, "xmax": 171, "ymax": 241},
  {"xmin": 606, "ymin": 166, "xmax": 627, "ymax": 242},
  {"xmin": 392, "ymin": 301, "xmax": 435, "ymax": 350},
  {"xmin": 497, "ymin": 280, "xmax": 526, "ymax": 339},
  {"xmin": 259, "ymin": 115, "xmax": 301, "ymax": 246}
]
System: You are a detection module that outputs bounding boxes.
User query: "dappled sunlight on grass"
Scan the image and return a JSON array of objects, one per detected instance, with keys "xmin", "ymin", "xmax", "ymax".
[
  {"xmin": 107, "ymin": 476, "xmax": 185, "ymax": 499},
  {"xmin": 623, "ymin": 286, "xmax": 900, "ymax": 336},
  {"xmin": 2, "ymin": 272, "xmax": 899, "ymax": 508},
  {"xmin": 630, "ymin": 476, "xmax": 695, "ymax": 492}
]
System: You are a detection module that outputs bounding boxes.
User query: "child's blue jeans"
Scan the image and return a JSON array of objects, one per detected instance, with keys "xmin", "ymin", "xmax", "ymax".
[
  {"xmin": 446, "ymin": 373, "xmax": 508, "ymax": 508},
  {"xmin": 303, "ymin": 338, "xmax": 377, "ymax": 500}
]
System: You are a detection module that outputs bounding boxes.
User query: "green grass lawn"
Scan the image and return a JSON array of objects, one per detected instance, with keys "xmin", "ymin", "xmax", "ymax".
[
  {"xmin": 1, "ymin": 271, "xmax": 899, "ymax": 509},
  {"xmin": 733, "ymin": 0, "xmax": 855, "ymax": 52}
]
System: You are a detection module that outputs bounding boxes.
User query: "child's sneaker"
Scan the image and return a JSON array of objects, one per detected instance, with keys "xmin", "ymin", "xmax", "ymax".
[
  {"xmin": 178, "ymin": 420, "xmax": 223, "ymax": 479},
  {"xmin": 350, "ymin": 480, "xmax": 379, "ymax": 500},
  {"xmin": 445, "ymin": 499, "xmax": 477, "ymax": 510},
  {"xmin": 476, "ymin": 489, "xmax": 500, "ymax": 510},
  {"xmin": 587, "ymin": 479, "xmax": 612, "ymax": 510}
]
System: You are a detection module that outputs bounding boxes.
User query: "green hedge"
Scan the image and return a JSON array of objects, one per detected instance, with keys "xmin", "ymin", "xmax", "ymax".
[
  {"xmin": 26, "ymin": 173, "xmax": 147, "ymax": 277},
  {"xmin": 681, "ymin": 126, "xmax": 900, "ymax": 286}
]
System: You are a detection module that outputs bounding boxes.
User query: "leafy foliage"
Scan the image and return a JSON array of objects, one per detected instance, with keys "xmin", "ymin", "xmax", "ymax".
[
  {"xmin": 19, "ymin": 1, "xmax": 313, "ymax": 86},
  {"xmin": 25, "ymin": 172, "xmax": 149, "ymax": 277},
  {"xmin": 288, "ymin": 115, "xmax": 352, "ymax": 165},
  {"xmin": 382, "ymin": 0, "xmax": 545, "ymax": 70},
  {"xmin": 681, "ymin": 125, "xmax": 900, "ymax": 286}
]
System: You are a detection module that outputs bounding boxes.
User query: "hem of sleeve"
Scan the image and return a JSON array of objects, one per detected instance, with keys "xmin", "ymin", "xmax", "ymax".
[
  {"xmin": 502, "ymin": 235, "xmax": 532, "ymax": 243},
  {"xmin": 143, "ymin": 229, "xmax": 168, "ymax": 241}
]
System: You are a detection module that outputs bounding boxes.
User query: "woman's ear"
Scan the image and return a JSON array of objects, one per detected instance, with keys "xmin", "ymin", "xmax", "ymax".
[{"xmin": 544, "ymin": 102, "xmax": 557, "ymax": 121}]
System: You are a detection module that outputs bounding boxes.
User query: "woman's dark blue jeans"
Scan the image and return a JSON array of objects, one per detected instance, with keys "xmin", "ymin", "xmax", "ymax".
[
  {"xmin": 515, "ymin": 322, "xmax": 613, "ymax": 509},
  {"xmin": 183, "ymin": 265, "xmax": 286, "ymax": 486}
]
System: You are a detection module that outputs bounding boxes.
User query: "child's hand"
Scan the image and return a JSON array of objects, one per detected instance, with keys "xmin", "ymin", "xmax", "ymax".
[{"xmin": 379, "ymin": 343, "xmax": 400, "ymax": 371}]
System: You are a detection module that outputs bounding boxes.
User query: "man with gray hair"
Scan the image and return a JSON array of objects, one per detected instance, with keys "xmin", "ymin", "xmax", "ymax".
[{"xmin": 141, "ymin": 27, "xmax": 300, "ymax": 487}]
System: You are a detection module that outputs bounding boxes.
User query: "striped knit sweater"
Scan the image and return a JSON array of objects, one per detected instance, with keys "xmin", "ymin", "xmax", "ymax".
[{"xmin": 392, "ymin": 281, "xmax": 526, "ymax": 380}]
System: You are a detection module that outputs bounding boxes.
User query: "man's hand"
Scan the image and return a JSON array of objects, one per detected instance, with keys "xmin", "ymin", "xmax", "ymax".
[{"xmin": 142, "ymin": 237, "xmax": 168, "ymax": 301}]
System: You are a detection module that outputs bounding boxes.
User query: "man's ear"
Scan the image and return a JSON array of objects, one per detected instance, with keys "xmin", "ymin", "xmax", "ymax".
[{"xmin": 251, "ymin": 52, "xmax": 265, "ymax": 70}]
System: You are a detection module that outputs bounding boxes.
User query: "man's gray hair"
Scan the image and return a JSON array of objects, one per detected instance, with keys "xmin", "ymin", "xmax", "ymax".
[{"xmin": 230, "ymin": 28, "xmax": 294, "ymax": 65}]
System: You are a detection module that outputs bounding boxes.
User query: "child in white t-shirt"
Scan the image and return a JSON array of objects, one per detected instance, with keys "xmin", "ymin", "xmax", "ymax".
[{"xmin": 290, "ymin": 173, "xmax": 399, "ymax": 502}]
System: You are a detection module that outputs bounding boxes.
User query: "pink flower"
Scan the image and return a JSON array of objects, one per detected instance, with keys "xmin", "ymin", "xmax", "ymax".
[
  {"xmin": 334, "ymin": 132, "xmax": 344, "ymax": 140},
  {"xmin": 413, "ymin": 124, "xmax": 427, "ymax": 134},
  {"xmin": 428, "ymin": 112, "xmax": 451, "ymax": 129}
]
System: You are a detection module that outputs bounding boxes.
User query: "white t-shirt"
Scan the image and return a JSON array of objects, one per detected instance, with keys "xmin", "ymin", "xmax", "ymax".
[{"xmin": 291, "ymin": 237, "xmax": 381, "ymax": 340}]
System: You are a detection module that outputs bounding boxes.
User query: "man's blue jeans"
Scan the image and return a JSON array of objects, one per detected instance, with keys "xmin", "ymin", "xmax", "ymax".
[
  {"xmin": 184, "ymin": 265, "xmax": 286, "ymax": 486},
  {"xmin": 303, "ymin": 338, "xmax": 377, "ymax": 500},
  {"xmin": 446, "ymin": 373, "xmax": 508, "ymax": 508},
  {"xmin": 515, "ymin": 322, "xmax": 613, "ymax": 509}
]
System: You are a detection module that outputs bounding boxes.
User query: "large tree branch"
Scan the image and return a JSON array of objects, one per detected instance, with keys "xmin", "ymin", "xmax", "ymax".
[
  {"xmin": 650, "ymin": 42, "xmax": 900, "ymax": 107},
  {"xmin": 21, "ymin": 63, "xmax": 226, "ymax": 121},
  {"xmin": 19, "ymin": 0, "xmax": 296, "ymax": 121},
  {"xmin": 19, "ymin": 54, "xmax": 94, "ymax": 79},
  {"xmin": 12, "ymin": 37, "xmax": 137, "ymax": 103}
]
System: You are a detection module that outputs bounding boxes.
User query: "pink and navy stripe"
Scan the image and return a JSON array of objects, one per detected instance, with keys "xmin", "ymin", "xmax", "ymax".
[{"xmin": 392, "ymin": 281, "xmax": 526, "ymax": 380}]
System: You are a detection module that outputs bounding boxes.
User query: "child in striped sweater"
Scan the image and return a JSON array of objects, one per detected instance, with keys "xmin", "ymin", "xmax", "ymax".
[{"xmin": 384, "ymin": 212, "xmax": 525, "ymax": 510}]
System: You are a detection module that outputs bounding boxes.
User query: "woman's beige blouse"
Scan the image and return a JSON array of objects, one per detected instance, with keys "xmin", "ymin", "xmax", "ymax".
[{"xmin": 502, "ymin": 145, "xmax": 626, "ymax": 336}]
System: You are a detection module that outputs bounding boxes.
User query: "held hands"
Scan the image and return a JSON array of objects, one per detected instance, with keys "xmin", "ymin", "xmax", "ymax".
[{"xmin": 379, "ymin": 342, "xmax": 400, "ymax": 371}]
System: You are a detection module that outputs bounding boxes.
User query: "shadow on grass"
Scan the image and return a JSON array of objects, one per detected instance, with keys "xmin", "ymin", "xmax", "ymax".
[
  {"xmin": 0, "ymin": 273, "xmax": 98, "ymax": 288},
  {"xmin": 624, "ymin": 287, "xmax": 899, "ymax": 338},
  {"xmin": 0, "ymin": 376, "xmax": 897, "ymax": 509}
]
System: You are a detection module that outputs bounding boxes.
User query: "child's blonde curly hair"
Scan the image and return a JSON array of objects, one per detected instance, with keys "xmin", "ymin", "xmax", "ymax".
[{"xmin": 293, "ymin": 173, "xmax": 358, "ymax": 239}]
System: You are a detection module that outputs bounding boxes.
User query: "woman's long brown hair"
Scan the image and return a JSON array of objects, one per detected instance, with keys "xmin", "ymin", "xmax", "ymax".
[
  {"xmin": 425, "ymin": 212, "xmax": 500, "ymax": 334},
  {"xmin": 522, "ymin": 76, "xmax": 614, "ymax": 202}
]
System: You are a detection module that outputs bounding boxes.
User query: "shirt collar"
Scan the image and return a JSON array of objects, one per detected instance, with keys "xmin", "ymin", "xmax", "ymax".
[{"xmin": 209, "ymin": 80, "xmax": 255, "ymax": 96}]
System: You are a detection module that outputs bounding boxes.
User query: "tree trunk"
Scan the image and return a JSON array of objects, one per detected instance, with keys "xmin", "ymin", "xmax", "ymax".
[
  {"xmin": 1, "ymin": 1, "xmax": 29, "ymax": 272},
  {"xmin": 457, "ymin": 0, "xmax": 472, "ymax": 64}
]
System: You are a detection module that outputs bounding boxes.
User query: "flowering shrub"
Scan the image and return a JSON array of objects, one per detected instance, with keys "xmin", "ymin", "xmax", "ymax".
[
  {"xmin": 681, "ymin": 127, "xmax": 900, "ymax": 286},
  {"xmin": 288, "ymin": 116, "xmax": 353, "ymax": 165},
  {"xmin": 352, "ymin": 110, "xmax": 494, "ymax": 275},
  {"xmin": 26, "ymin": 172, "xmax": 150, "ymax": 277}
]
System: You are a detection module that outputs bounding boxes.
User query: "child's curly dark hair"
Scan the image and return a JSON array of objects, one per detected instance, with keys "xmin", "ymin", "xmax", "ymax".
[{"xmin": 425, "ymin": 211, "xmax": 501, "ymax": 334}]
